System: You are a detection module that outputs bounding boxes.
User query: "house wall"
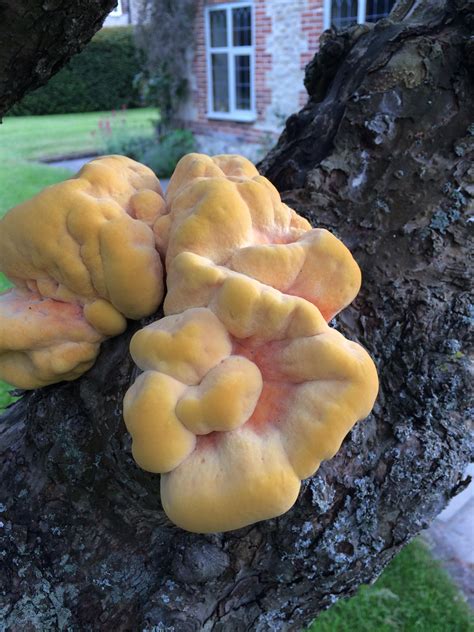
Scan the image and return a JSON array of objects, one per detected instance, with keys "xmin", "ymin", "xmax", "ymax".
[{"xmin": 186, "ymin": 0, "xmax": 325, "ymax": 161}]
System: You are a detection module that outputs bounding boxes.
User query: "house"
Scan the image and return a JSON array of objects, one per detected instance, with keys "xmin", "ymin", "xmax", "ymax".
[
  {"xmin": 104, "ymin": 0, "xmax": 138, "ymax": 26},
  {"xmin": 183, "ymin": 0, "xmax": 396, "ymax": 160},
  {"xmin": 104, "ymin": 1, "xmax": 396, "ymax": 160}
]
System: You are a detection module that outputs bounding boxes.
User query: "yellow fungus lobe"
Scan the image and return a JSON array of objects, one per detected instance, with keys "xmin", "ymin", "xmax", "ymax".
[
  {"xmin": 0, "ymin": 155, "xmax": 165, "ymax": 388},
  {"xmin": 125, "ymin": 153, "xmax": 378, "ymax": 534}
]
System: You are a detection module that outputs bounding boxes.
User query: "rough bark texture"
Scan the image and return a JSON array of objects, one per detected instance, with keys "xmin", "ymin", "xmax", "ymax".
[
  {"xmin": 0, "ymin": 0, "xmax": 117, "ymax": 118},
  {"xmin": 1, "ymin": 1, "xmax": 473, "ymax": 630}
]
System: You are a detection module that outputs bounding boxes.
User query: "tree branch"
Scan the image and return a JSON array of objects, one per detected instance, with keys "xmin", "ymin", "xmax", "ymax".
[{"xmin": 0, "ymin": 0, "xmax": 118, "ymax": 118}]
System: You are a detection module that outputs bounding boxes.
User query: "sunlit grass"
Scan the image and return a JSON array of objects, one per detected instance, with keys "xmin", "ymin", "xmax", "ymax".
[
  {"xmin": 1, "ymin": 107, "xmax": 157, "ymax": 162},
  {"xmin": 0, "ymin": 161, "xmax": 72, "ymax": 214}
]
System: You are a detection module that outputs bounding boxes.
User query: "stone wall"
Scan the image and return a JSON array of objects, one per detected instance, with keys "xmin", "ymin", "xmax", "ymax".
[
  {"xmin": 265, "ymin": 0, "xmax": 309, "ymax": 130},
  {"xmin": 185, "ymin": 0, "xmax": 325, "ymax": 159}
]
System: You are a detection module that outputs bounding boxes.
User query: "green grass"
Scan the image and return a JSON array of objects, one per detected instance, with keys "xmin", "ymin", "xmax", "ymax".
[
  {"xmin": 0, "ymin": 161, "xmax": 72, "ymax": 214},
  {"xmin": 1, "ymin": 107, "xmax": 158, "ymax": 162},
  {"xmin": 309, "ymin": 539, "xmax": 473, "ymax": 631}
]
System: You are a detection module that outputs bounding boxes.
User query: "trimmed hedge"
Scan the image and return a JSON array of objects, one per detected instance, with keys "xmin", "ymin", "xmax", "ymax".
[{"xmin": 11, "ymin": 27, "xmax": 142, "ymax": 115}]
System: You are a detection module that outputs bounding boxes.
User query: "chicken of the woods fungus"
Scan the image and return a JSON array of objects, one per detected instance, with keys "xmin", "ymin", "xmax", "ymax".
[
  {"xmin": 124, "ymin": 153, "xmax": 379, "ymax": 533},
  {"xmin": 0, "ymin": 152, "xmax": 377, "ymax": 533},
  {"xmin": 0, "ymin": 156, "xmax": 165, "ymax": 388}
]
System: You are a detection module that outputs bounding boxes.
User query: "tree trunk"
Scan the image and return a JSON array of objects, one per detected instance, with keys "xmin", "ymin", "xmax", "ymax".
[
  {"xmin": 0, "ymin": 0, "xmax": 117, "ymax": 118},
  {"xmin": 1, "ymin": 1, "xmax": 473, "ymax": 630}
]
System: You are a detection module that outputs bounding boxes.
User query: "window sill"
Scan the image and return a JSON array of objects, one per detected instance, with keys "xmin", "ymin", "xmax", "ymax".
[{"xmin": 206, "ymin": 111, "xmax": 257, "ymax": 123}]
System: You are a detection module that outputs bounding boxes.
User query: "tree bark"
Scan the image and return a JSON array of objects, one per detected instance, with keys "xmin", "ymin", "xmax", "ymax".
[
  {"xmin": 0, "ymin": 0, "xmax": 117, "ymax": 118},
  {"xmin": 1, "ymin": 1, "xmax": 473, "ymax": 630}
]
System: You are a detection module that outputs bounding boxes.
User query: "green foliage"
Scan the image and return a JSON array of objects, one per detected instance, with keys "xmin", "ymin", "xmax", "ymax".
[
  {"xmin": 309, "ymin": 540, "xmax": 473, "ymax": 631},
  {"xmin": 95, "ymin": 108, "xmax": 157, "ymax": 160},
  {"xmin": 135, "ymin": 0, "xmax": 196, "ymax": 132},
  {"xmin": 90, "ymin": 107, "xmax": 197, "ymax": 178},
  {"xmin": 10, "ymin": 27, "xmax": 143, "ymax": 116},
  {"xmin": 140, "ymin": 129, "xmax": 196, "ymax": 177},
  {"xmin": 102, "ymin": 132, "xmax": 155, "ymax": 161}
]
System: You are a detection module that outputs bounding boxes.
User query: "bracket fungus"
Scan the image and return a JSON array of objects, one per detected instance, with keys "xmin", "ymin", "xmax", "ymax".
[
  {"xmin": 0, "ymin": 152, "xmax": 377, "ymax": 532},
  {"xmin": 124, "ymin": 153, "xmax": 378, "ymax": 533},
  {"xmin": 0, "ymin": 156, "xmax": 165, "ymax": 388}
]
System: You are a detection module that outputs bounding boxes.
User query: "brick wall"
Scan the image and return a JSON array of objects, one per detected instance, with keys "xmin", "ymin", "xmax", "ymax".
[
  {"xmin": 254, "ymin": 0, "xmax": 273, "ymax": 124},
  {"xmin": 299, "ymin": 0, "xmax": 324, "ymax": 107},
  {"xmin": 185, "ymin": 0, "xmax": 325, "ymax": 159}
]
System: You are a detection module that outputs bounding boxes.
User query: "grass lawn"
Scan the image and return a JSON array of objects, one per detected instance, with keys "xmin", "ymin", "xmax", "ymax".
[
  {"xmin": 0, "ymin": 116, "xmax": 473, "ymax": 632},
  {"xmin": 1, "ymin": 107, "xmax": 158, "ymax": 162},
  {"xmin": 309, "ymin": 539, "xmax": 473, "ymax": 631},
  {"xmin": 0, "ymin": 161, "xmax": 72, "ymax": 213}
]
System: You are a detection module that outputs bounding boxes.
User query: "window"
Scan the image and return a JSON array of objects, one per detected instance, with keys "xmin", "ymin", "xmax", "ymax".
[
  {"xmin": 323, "ymin": 0, "xmax": 396, "ymax": 30},
  {"xmin": 365, "ymin": 0, "xmax": 397, "ymax": 21},
  {"xmin": 110, "ymin": 0, "xmax": 123, "ymax": 17},
  {"xmin": 206, "ymin": 3, "xmax": 255, "ymax": 121}
]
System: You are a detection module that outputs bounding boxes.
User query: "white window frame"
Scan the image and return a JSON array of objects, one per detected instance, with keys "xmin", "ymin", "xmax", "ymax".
[
  {"xmin": 205, "ymin": 2, "xmax": 256, "ymax": 122},
  {"xmin": 324, "ymin": 0, "xmax": 387, "ymax": 30},
  {"xmin": 110, "ymin": 0, "xmax": 123, "ymax": 17}
]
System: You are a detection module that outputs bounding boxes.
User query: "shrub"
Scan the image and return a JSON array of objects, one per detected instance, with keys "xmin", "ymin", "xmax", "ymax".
[
  {"xmin": 94, "ymin": 108, "xmax": 156, "ymax": 159},
  {"xmin": 140, "ymin": 130, "xmax": 197, "ymax": 178},
  {"xmin": 135, "ymin": 0, "xmax": 196, "ymax": 133},
  {"xmin": 102, "ymin": 133, "xmax": 155, "ymax": 161},
  {"xmin": 10, "ymin": 27, "xmax": 143, "ymax": 116}
]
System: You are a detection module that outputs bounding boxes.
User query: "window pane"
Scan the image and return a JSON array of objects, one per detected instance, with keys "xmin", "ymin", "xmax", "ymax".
[
  {"xmin": 233, "ymin": 6, "xmax": 251, "ymax": 46},
  {"xmin": 331, "ymin": 0, "xmax": 357, "ymax": 28},
  {"xmin": 212, "ymin": 54, "xmax": 229, "ymax": 112},
  {"xmin": 235, "ymin": 55, "xmax": 251, "ymax": 110},
  {"xmin": 366, "ymin": 0, "xmax": 396, "ymax": 21},
  {"xmin": 210, "ymin": 10, "xmax": 227, "ymax": 47}
]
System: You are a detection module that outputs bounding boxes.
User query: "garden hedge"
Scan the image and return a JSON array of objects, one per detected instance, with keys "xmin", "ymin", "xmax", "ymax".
[{"xmin": 10, "ymin": 27, "xmax": 142, "ymax": 115}]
